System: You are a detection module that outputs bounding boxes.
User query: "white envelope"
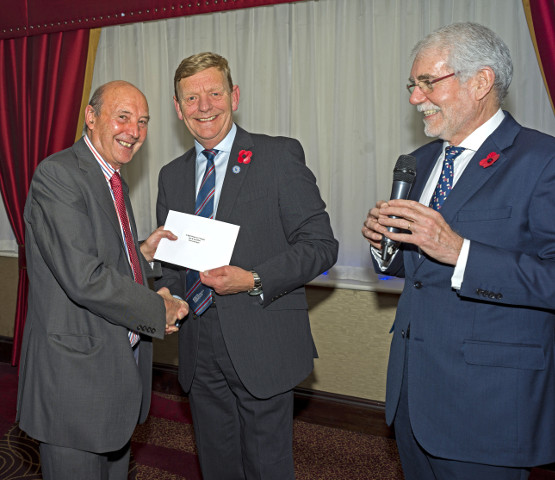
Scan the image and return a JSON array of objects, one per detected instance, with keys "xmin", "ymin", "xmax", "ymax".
[{"xmin": 154, "ymin": 210, "xmax": 240, "ymax": 271}]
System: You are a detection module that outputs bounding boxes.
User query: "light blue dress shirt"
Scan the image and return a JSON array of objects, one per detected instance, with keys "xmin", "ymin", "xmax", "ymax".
[{"xmin": 193, "ymin": 123, "xmax": 237, "ymax": 218}]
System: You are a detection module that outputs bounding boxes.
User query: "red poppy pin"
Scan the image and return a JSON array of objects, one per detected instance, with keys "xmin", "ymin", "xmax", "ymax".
[
  {"xmin": 479, "ymin": 152, "xmax": 499, "ymax": 168},
  {"xmin": 238, "ymin": 150, "xmax": 252, "ymax": 164}
]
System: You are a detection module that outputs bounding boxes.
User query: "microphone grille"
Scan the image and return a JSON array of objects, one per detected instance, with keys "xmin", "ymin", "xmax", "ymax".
[{"xmin": 393, "ymin": 155, "xmax": 417, "ymax": 183}]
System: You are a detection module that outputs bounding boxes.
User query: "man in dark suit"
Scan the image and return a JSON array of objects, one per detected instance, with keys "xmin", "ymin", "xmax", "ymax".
[
  {"xmin": 155, "ymin": 52, "xmax": 338, "ymax": 479},
  {"xmin": 17, "ymin": 80, "xmax": 188, "ymax": 480},
  {"xmin": 362, "ymin": 22, "xmax": 555, "ymax": 480}
]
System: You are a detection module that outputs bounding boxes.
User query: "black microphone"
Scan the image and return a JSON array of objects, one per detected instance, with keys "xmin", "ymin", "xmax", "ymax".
[{"xmin": 380, "ymin": 155, "xmax": 417, "ymax": 266}]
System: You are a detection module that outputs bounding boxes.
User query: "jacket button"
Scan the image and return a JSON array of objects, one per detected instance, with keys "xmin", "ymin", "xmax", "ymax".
[
  {"xmin": 414, "ymin": 281, "xmax": 422, "ymax": 289},
  {"xmin": 496, "ymin": 293, "xmax": 503, "ymax": 299}
]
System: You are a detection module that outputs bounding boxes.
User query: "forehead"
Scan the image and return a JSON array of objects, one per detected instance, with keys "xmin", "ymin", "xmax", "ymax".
[
  {"xmin": 178, "ymin": 67, "xmax": 227, "ymax": 93},
  {"xmin": 102, "ymin": 85, "xmax": 149, "ymax": 116},
  {"xmin": 410, "ymin": 49, "xmax": 449, "ymax": 79}
]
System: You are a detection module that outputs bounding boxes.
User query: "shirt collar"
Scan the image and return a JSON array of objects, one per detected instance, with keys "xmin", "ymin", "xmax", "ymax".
[
  {"xmin": 194, "ymin": 123, "xmax": 237, "ymax": 158},
  {"xmin": 443, "ymin": 109, "xmax": 505, "ymax": 153},
  {"xmin": 83, "ymin": 134, "xmax": 118, "ymax": 182}
]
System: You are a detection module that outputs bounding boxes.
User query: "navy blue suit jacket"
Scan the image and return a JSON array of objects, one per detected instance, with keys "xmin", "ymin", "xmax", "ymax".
[{"xmin": 378, "ymin": 113, "xmax": 555, "ymax": 467}]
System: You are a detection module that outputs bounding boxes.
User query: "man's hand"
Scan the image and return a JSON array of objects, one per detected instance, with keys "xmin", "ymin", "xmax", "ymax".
[
  {"xmin": 156, "ymin": 287, "xmax": 188, "ymax": 335},
  {"xmin": 361, "ymin": 200, "xmax": 389, "ymax": 250},
  {"xmin": 200, "ymin": 266, "xmax": 254, "ymax": 295},
  {"xmin": 370, "ymin": 199, "xmax": 464, "ymax": 266},
  {"xmin": 140, "ymin": 226, "xmax": 178, "ymax": 262}
]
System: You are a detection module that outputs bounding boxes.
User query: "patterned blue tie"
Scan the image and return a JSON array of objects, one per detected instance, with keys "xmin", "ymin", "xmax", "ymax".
[
  {"xmin": 185, "ymin": 149, "xmax": 218, "ymax": 315},
  {"xmin": 429, "ymin": 146, "xmax": 465, "ymax": 211}
]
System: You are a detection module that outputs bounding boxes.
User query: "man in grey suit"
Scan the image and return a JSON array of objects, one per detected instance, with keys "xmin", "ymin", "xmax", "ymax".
[
  {"xmin": 17, "ymin": 80, "xmax": 188, "ymax": 479},
  {"xmin": 155, "ymin": 52, "xmax": 338, "ymax": 479}
]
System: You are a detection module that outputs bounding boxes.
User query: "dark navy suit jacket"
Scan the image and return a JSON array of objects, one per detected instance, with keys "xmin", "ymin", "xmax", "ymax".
[{"xmin": 378, "ymin": 112, "xmax": 555, "ymax": 467}]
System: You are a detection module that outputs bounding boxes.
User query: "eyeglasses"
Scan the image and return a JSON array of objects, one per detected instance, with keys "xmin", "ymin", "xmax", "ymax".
[{"xmin": 406, "ymin": 72, "xmax": 455, "ymax": 94}]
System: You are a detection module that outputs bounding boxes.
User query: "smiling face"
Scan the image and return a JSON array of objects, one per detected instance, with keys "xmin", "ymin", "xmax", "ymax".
[
  {"xmin": 408, "ymin": 50, "xmax": 480, "ymax": 146},
  {"xmin": 174, "ymin": 67, "xmax": 239, "ymax": 149},
  {"xmin": 85, "ymin": 82, "xmax": 149, "ymax": 170}
]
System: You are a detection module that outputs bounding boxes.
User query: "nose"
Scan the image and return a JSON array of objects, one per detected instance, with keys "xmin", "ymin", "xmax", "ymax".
[
  {"xmin": 126, "ymin": 122, "xmax": 140, "ymax": 139},
  {"xmin": 409, "ymin": 86, "xmax": 427, "ymax": 105},
  {"xmin": 198, "ymin": 93, "xmax": 212, "ymax": 112}
]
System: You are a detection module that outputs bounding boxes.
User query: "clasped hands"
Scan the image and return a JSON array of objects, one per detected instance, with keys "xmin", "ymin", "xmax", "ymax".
[
  {"xmin": 157, "ymin": 287, "xmax": 188, "ymax": 335},
  {"xmin": 141, "ymin": 226, "xmax": 188, "ymax": 335},
  {"xmin": 361, "ymin": 199, "xmax": 463, "ymax": 266}
]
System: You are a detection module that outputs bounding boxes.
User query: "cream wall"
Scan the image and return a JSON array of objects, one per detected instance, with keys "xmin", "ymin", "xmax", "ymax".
[
  {"xmin": 0, "ymin": 255, "xmax": 398, "ymax": 402},
  {"xmin": 153, "ymin": 286, "xmax": 399, "ymax": 403},
  {"xmin": 0, "ymin": 256, "xmax": 17, "ymax": 338}
]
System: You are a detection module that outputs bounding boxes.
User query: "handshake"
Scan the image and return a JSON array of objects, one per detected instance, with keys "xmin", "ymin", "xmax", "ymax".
[{"xmin": 156, "ymin": 287, "xmax": 189, "ymax": 335}]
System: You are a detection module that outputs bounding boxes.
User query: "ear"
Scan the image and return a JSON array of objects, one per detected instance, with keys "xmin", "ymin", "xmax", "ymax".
[
  {"xmin": 173, "ymin": 95, "xmax": 184, "ymax": 120},
  {"xmin": 472, "ymin": 67, "xmax": 495, "ymax": 101},
  {"xmin": 84, "ymin": 105, "xmax": 96, "ymax": 130},
  {"xmin": 231, "ymin": 85, "xmax": 240, "ymax": 112}
]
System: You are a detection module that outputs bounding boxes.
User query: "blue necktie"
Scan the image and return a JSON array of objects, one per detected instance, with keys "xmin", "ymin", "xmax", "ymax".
[
  {"xmin": 429, "ymin": 146, "xmax": 465, "ymax": 211},
  {"xmin": 185, "ymin": 149, "xmax": 218, "ymax": 315}
]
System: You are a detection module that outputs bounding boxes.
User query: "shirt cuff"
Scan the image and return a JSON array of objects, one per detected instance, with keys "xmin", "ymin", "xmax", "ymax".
[{"xmin": 451, "ymin": 238, "xmax": 470, "ymax": 290}]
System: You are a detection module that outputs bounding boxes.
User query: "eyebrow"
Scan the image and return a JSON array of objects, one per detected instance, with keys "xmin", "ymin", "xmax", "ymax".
[
  {"xmin": 409, "ymin": 74, "xmax": 434, "ymax": 82},
  {"xmin": 116, "ymin": 109, "xmax": 150, "ymax": 121}
]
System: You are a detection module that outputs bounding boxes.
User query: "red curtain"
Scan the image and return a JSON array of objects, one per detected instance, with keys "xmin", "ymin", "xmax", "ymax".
[
  {"xmin": 523, "ymin": 0, "xmax": 555, "ymax": 114},
  {"xmin": 0, "ymin": 29, "xmax": 90, "ymax": 365}
]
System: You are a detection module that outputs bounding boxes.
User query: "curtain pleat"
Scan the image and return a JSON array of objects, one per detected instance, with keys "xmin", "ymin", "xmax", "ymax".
[
  {"xmin": 0, "ymin": 29, "xmax": 90, "ymax": 365},
  {"xmin": 523, "ymin": 0, "xmax": 555, "ymax": 114}
]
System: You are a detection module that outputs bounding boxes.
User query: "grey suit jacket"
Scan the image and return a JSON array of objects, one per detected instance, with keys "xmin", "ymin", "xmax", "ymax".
[
  {"xmin": 156, "ymin": 126, "xmax": 338, "ymax": 399},
  {"xmin": 17, "ymin": 137, "xmax": 166, "ymax": 453}
]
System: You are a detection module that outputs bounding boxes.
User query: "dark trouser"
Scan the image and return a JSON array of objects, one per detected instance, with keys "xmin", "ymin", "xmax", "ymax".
[
  {"xmin": 394, "ymin": 335, "xmax": 530, "ymax": 480},
  {"xmin": 188, "ymin": 307, "xmax": 295, "ymax": 480},
  {"xmin": 39, "ymin": 441, "xmax": 130, "ymax": 480}
]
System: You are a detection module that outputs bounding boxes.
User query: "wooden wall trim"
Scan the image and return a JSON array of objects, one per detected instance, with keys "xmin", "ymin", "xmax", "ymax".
[
  {"xmin": 152, "ymin": 361, "xmax": 393, "ymax": 438},
  {"xmin": 0, "ymin": 337, "xmax": 393, "ymax": 439}
]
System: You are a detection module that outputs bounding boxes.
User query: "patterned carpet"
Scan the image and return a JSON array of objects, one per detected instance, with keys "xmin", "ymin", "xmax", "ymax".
[
  {"xmin": 0, "ymin": 358, "xmax": 404, "ymax": 480},
  {"xmin": 0, "ymin": 389, "xmax": 404, "ymax": 480},
  {"xmin": 2, "ymin": 361, "xmax": 554, "ymax": 479},
  {"xmin": 129, "ymin": 392, "xmax": 404, "ymax": 479}
]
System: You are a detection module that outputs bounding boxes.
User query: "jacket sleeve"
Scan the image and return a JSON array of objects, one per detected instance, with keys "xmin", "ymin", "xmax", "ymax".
[
  {"xmin": 251, "ymin": 139, "xmax": 338, "ymax": 306},
  {"xmin": 459, "ymin": 151, "xmax": 555, "ymax": 311},
  {"xmin": 25, "ymin": 158, "xmax": 166, "ymax": 338}
]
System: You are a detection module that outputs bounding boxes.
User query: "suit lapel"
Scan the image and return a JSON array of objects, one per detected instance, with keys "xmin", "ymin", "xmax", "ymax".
[
  {"xmin": 410, "ymin": 141, "xmax": 443, "ymax": 203},
  {"xmin": 74, "ymin": 139, "xmax": 123, "ymax": 241},
  {"xmin": 175, "ymin": 149, "xmax": 197, "ymax": 216},
  {"xmin": 434, "ymin": 112, "xmax": 520, "ymax": 225},
  {"xmin": 74, "ymin": 138, "xmax": 141, "ymax": 281},
  {"xmin": 411, "ymin": 112, "xmax": 520, "ymax": 272},
  {"xmin": 406, "ymin": 141, "xmax": 443, "ymax": 273},
  {"xmin": 215, "ymin": 127, "xmax": 254, "ymax": 222}
]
